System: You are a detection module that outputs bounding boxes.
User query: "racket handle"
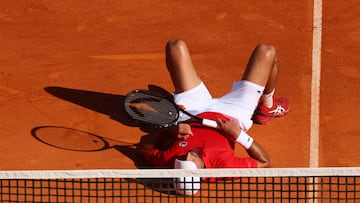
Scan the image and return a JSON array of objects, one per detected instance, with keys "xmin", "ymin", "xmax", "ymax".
[{"xmin": 202, "ymin": 119, "xmax": 218, "ymax": 128}]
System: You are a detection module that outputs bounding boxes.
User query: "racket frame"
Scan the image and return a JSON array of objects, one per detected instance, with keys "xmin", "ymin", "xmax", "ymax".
[{"xmin": 124, "ymin": 89, "xmax": 218, "ymax": 128}]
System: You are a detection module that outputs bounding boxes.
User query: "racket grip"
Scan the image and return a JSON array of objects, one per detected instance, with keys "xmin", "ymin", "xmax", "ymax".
[{"xmin": 202, "ymin": 119, "xmax": 218, "ymax": 128}]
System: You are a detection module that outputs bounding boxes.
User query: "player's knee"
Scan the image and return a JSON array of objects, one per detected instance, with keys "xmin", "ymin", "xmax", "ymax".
[
  {"xmin": 166, "ymin": 39, "xmax": 187, "ymax": 52},
  {"xmin": 256, "ymin": 44, "xmax": 277, "ymax": 61}
]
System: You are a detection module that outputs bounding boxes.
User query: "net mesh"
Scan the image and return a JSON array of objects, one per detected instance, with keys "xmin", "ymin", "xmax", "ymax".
[{"xmin": 0, "ymin": 168, "xmax": 359, "ymax": 203}]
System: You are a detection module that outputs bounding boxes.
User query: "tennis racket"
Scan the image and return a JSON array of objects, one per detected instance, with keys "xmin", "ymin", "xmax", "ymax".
[{"xmin": 123, "ymin": 89, "xmax": 218, "ymax": 128}]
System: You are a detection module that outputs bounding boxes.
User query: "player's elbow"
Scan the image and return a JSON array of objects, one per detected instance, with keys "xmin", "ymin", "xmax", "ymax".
[{"xmin": 257, "ymin": 155, "xmax": 271, "ymax": 168}]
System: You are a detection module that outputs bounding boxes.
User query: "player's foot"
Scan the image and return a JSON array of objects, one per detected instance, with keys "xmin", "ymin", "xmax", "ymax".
[{"xmin": 252, "ymin": 98, "xmax": 290, "ymax": 124}]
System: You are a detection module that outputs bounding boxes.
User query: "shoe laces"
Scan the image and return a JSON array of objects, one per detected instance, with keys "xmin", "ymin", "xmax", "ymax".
[{"xmin": 269, "ymin": 105, "xmax": 286, "ymax": 116}]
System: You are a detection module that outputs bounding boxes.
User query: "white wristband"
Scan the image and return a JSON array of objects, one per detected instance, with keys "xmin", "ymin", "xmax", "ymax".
[{"xmin": 236, "ymin": 131, "xmax": 254, "ymax": 149}]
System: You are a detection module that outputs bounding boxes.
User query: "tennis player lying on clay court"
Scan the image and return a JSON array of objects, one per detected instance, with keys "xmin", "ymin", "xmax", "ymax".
[{"xmin": 138, "ymin": 39, "xmax": 289, "ymax": 195}]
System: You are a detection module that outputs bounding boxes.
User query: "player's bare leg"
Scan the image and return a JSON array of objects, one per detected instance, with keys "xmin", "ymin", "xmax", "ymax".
[
  {"xmin": 241, "ymin": 44, "xmax": 289, "ymax": 124},
  {"xmin": 165, "ymin": 39, "xmax": 202, "ymax": 93},
  {"xmin": 241, "ymin": 44, "xmax": 278, "ymax": 94}
]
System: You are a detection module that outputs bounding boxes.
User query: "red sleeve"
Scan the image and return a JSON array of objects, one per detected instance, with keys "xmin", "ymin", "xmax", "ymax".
[
  {"xmin": 144, "ymin": 146, "xmax": 179, "ymax": 168},
  {"xmin": 144, "ymin": 149, "xmax": 169, "ymax": 168}
]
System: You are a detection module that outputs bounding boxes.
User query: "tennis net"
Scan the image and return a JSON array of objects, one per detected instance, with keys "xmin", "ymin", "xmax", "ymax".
[{"xmin": 0, "ymin": 167, "xmax": 359, "ymax": 203}]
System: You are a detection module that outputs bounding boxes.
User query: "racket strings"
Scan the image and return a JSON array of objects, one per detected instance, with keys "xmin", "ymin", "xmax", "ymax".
[{"xmin": 124, "ymin": 91, "xmax": 179, "ymax": 127}]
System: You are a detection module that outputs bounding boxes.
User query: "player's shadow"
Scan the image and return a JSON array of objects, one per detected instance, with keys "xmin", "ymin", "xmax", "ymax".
[
  {"xmin": 45, "ymin": 86, "xmax": 135, "ymax": 127},
  {"xmin": 43, "ymin": 86, "xmax": 172, "ymax": 168},
  {"xmin": 44, "ymin": 85, "xmax": 172, "ymax": 132}
]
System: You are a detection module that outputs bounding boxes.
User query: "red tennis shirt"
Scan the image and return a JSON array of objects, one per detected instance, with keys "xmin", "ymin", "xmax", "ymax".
[{"xmin": 145, "ymin": 112, "xmax": 258, "ymax": 169}]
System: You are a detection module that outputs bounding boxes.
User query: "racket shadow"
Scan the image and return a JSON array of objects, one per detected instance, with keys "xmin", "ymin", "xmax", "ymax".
[
  {"xmin": 31, "ymin": 126, "xmax": 152, "ymax": 168},
  {"xmin": 31, "ymin": 126, "xmax": 136, "ymax": 152}
]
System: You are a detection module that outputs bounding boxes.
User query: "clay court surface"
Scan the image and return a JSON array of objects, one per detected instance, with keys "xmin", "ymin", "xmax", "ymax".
[{"xmin": 0, "ymin": 1, "xmax": 359, "ymax": 170}]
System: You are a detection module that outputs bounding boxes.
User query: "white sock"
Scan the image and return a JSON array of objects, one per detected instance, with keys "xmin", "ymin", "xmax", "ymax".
[{"xmin": 261, "ymin": 89, "xmax": 275, "ymax": 108}]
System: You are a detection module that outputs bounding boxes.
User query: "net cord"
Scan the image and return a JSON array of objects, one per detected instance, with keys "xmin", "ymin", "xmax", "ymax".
[{"xmin": 0, "ymin": 167, "xmax": 359, "ymax": 179}]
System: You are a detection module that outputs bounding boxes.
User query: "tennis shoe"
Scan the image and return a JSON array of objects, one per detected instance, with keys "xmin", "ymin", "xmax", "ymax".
[{"xmin": 252, "ymin": 98, "xmax": 289, "ymax": 125}]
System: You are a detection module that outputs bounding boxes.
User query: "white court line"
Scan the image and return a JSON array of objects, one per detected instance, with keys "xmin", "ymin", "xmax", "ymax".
[{"xmin": 310, "ymin": 0, "xmax": 323, "ymax": 168}]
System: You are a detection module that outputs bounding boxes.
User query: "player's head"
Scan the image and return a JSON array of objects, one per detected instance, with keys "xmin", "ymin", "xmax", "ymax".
[{"xmin": 173, "ymin": 150, "xmax": 204, "ymax": 195}]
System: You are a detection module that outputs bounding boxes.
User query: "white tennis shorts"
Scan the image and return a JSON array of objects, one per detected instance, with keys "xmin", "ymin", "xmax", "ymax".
[{"xmin": 173, "ymin": 80, "xmax": 264, "ymax": 131}]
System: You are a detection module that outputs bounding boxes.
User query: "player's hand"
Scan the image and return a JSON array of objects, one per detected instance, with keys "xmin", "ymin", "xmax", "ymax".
[
  {"xmin": 216, "ymin": 119, "xmax": 242, "ymax": 140},
  {"xmin": 169, "ymin": 123, "xmax": 193, "ymax": 140}
]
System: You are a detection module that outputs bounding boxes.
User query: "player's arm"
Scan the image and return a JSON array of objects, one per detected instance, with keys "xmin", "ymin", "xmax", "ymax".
[
  {"xmin": 245, "ymin": 140, "xmax": 271, "ymax": 168},
  {"xmin": 168, "ymin": 123, "xmax": 193, "ymax": 140},
  {"xmin": 216, "ymin": 119, "xmax": 271, "ymax": 168},
  {"xmin": 137, "ymin": 128, "xmax": 187, "ymax": 168},
  {"xmin": 137, "ymin": 123, "xmax": 193, "ymax": 156},
  {"xmin": 137, "ymin": 130, "xmax": 164, "ymax": 157}
]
